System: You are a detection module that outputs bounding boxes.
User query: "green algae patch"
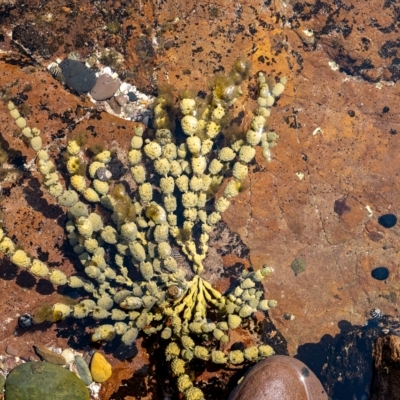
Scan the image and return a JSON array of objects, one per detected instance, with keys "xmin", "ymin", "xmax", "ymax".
[{"xmin": 5, "ymin": 362, "xmax": 89, "ymax": 400}]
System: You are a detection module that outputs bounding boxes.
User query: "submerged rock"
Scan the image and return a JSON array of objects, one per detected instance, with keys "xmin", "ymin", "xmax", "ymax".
[
  {"xmin": 5, "ymin": 361, "xmax": 89, "ymax": 400},
  {"xmin": 90, "ymin": 352, "xmax": 112, "ymax": 383},
  {"xmin": 90, "ymin": 73, "xmax": 120, "ymax": 101},
  {"xmin": 59, "ymin": 59, "xmax": 96, "ymax": 93},
  {"xmin": 229, "ymin": 355, "xmax": 328, "ymax": 400}
]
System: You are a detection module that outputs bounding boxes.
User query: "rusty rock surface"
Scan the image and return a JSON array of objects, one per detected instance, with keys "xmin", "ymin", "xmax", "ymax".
[{"xmin": 1, "ymin": 0, "xmax": 400, "ymax": 399}]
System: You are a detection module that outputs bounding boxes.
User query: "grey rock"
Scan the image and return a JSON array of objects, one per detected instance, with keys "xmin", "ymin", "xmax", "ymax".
[{"xmin": 74, "ymin": 355, "xmax": 93, "ymax": 386}]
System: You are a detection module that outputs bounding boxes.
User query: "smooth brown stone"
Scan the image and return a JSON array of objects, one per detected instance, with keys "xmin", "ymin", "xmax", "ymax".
[
  {"xmin": 229, "ymin": 355, "xmax": 328, "ymax": 400},
  {"xmin": 90, "ymin": 74, "xmax": 120, "ymax": 101},
  {"xmin": 33, "ymin": 345, "xmax": 66, "ymax": 365}
]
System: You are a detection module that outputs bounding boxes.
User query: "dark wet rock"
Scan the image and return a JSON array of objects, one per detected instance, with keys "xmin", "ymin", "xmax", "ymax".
[
  {"xmin": 128, "ymin": 92, "xmax": 138, "ymax": 102},
  {"xmin": 18, "ymin": 313, "xmax": 32, "ymax": 328},
  {"xmin": 291, "ymin": 258, "xmax": 306, "ymax": 276},
  {"xmin": 5, "ymin": 361, "xmax": 89, "ymax": 400},
  {"xmin": 229, "ymin": 355, "xmax": 328, "ymax": 400},
  {"xmin": 371, "ymin": 335, "xmax": 400, "ymax": 400},
  {"xmin": 90, "ymin": 74, "xmax": 120, "ymax": 101},
  {"xmin": 59, "ymin": 59, "xmax": 96, "ymax": 93},
  {"xmin": 318, "ymin": 320, "xmax": 380, "ymax": 399},
  {"xmin": 371, "ymin": 267, "xmax": 389, "ymax": 281},
  {"xmin": 378, "ymin": 213, "xmax": 397, "ymax": 228}
]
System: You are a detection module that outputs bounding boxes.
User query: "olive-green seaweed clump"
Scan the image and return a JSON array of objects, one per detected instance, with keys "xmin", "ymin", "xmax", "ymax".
[{"xmin": 4, "ymin": 58, "xmax": 286, "ymax": 399}]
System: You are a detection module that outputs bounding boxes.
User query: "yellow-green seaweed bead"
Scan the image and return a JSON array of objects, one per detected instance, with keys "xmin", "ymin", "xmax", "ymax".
[
  {"xmin": 76, "ymin": 217, "xmax": 93, "ymax": 239},
  {"xmin": 67, "ymin": 140, "xmax": 81, "ymax": 155},
  {"xmin": 131, "ymin": 136, "xmax": 143, "ymax": 149},
  {"xmin": 227, "ymin": 314, "xmax": 242, "ymax": 329},
  {"xmin": 244, "ymin": 346, "xmax": 259, "ymax": 362},
  {"xmin": 185, "ymin": 387, "xmax": 204, "ymax": 400},
  {"xmin": 165, "ymin": 342, "xmax": 181, "ymax": 360},
  {"xmin": 0, "ymin": 237, "xmax": 15, "ymax": 255},
  {"xmin": 57, "ymin": 190, "xmax": 79, "ymax": 207},
  {"xmin": 139, "ymin": 182, "xmax": 153, "ymax": 202},
  {"xmin": 93, "ymin": 179, "xmax": 109, "ymax": 195},
  {"xmin": 258, "ymin": 344, "xmax": 275, "ymax": 357},
  {"xmin": 11, "ymin": 250, "xmax": 31, "ymax": 268},
  {"xmin": 128, "ymin": 149, "xmax": 142, "ymax": 165},
  {"xmin": 176, "ymin": 175, "xmax": 189, "ymax": 192},
  {"xmin": 181, "ymin": 115, "xmax": 198, "ymax": 136},
  {"xmin": 130, "ymin": 165, "xmax": 146, "ymax": 184},
  {"xmin": 30, "ymin": 259, "xmax": 49, "ymax": 277},
  {"xmin": 129, "ymin": 241, "xmax": 146, "ymax": 262},
  {"xmin": 121, "ymin": 327, "xmax": 139, "ymax": 346},
  {"xmin": 15, "ymin": 117, "xmax": 27, "ymax": 129},
  {"xmin": 84, "ymin": 188, "xmax": 101, "ymax": 202},
  {"xmin": 177, "ymin": 374, "xmax": 193, "ymax": 392},
  {"xmin": 239, "ymin": 145, "xmax": 256, "ymax": 163},
  {"xmin": 144, "ymin": 141, "xmax": 162, "ymax": 160},
  {"xmin": 160, "ymin": 176, "xmax": 174, "ymax": 194},
  {"xmin": 70, "ymin": 175, "xmax": 86, "ymax": 192},
  {"xmin": 180, "ymin": 98, "xmax": 196, "ymax": 115},
  {"xmin": 228, "ymin": 350, "xmax": 244, "ymax": 365},
  {"xmin": 30, "ymin": 136, "xmax": 42, "ymax": 152},
  {"xmin": 211, "ymin": 350, "xmax": 227, "ymax": 364},
  {"xmin": 192, "ymin": 156, "xmax": 207, "ymax": 176},
  {"xmin": 94, "ymin": 150, "xmax": 111, "ymax": 163},
  {"xmin": 193, "ymin": 346, "xmax": 209, "ymax": 361},
  {"xmin": 208, "ymin": 159, "xmax": 223, "ymax": 175},
  {"xmin": 49, "ymin": 270, "xmax": 68, "ymax": 285},
  {"xmin": 22, "ymin": 127, "xmax": 32, "ymax": 138},
  {"xmin": 10, "ymin": 108, "xmax": 20, "ymax": 119}
]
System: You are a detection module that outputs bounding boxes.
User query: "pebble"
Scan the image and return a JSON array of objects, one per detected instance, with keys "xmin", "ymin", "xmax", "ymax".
[
  {"xmin": 115, "ymin": 93, "xmax": 129, "ymax": 107},
  {"xmin": 61, "ymin": 348, "xmax": 75, "ymax": 364},
  {"xmin": 34, "ymin": 345, "xmax": 66, "ymax": 365},
  {"xmin": 90, "ymin": 352, "xmax": 112, "ymax": 383},
  {"xmin": 74, "ymin": 355, "xmax": 93, "ymax": 386},
  {"xmin": 90, "ymin": 73, "xmax": 120, "ymax": 101},
  {"xmin": 107, "ymin": 97, "xmax": 122, "ymax": 114},
  {"xmin": 59, "ymin": 59, "xmax": 96, "ymax": 93},
  {"xmin": 119, "ymin": 82, "xmax": 131, "ymax": 93},
  {"xmin": 18, "ymin": 313, "xmax": 33, "ymax": 328},
  {"xmin": 128, "ymin": 91, "xmax": 138, "ymax": 102},
  {"xmin": 6, "ymin": 344, "xmax": 19, "ymax": 357},
  {"xmin": 378, "ymin": 213, "xmax": 397, "ymax": 228},
  {"xmin": 229, "ymin": 355, "xmax": 328, "ymax": 400},
  {"xmin": 5, "ymin": 361, "xmax": 89, "ymax": 400},
  {"xmin": 371, "ymin": 266, "xmax": 389, "ymax": 281}
]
